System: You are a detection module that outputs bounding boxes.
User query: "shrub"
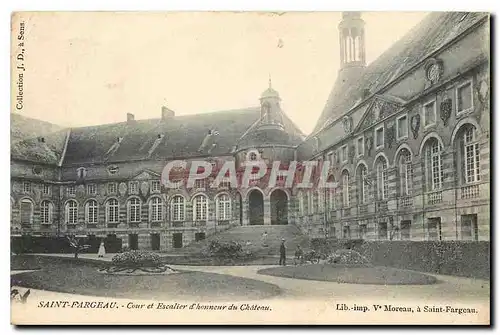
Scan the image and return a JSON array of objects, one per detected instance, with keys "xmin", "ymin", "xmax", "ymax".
[
  {"xmin": 111, "ymin": 250, "xmax": 163, "ymax": 268},
  {"xmin": 327, "ymin": 249, "xmax": 371, "ymax": 266},
  {"xmin": 208, "ymin": 240, "xmax": 246, "ymax": 259}
]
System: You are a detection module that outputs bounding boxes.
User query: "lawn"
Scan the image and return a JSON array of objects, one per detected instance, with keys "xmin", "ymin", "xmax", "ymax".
[
  {"xmin": 257, "ymin": 264, "xmax": 438, "ymax": 285},
  {"xmin": 11, "ymin": 255, "xmax": 281, "ymax": 301}
]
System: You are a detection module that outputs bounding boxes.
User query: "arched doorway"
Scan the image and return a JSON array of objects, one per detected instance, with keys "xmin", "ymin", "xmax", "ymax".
[
  {"xmin": 248, "ymin": 189, "xmax": 264, "ymax": 225},
  {"xmin": 270, "ymin": 189, "xmax": 288, "ymax": 225}
]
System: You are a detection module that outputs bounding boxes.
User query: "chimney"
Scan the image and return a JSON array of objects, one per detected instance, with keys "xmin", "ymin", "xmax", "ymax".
[
  {"xmin": 127, "ymin": 113, "xmax": 135, "ymax": 123},
  {"xmin": 161, "ymin": 106, "xmax": 175, "ymax": 120}
]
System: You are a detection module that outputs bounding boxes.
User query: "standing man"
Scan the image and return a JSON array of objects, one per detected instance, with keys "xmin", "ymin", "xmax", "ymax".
[{"xmin": 279, "ymin": 238, "xmax": 286, "ymax": 266}]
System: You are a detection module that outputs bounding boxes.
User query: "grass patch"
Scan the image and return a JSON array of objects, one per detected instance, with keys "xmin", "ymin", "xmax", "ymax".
[
  {"xmin": 11, "ymin": 255, "xmax": 42, "ymax": 271},
  {"xmin": 11, "ymin": 256, "xmax": 281, "ymax": 301},
  {"xmin": 257, "ymin": 264, "xmax": 438, "ymax": 285}
]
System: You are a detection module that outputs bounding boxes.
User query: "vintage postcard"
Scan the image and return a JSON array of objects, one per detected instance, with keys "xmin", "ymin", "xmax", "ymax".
[{"xmin": 10, "ymin": 11, "xmax": 490, "ymax": 325}]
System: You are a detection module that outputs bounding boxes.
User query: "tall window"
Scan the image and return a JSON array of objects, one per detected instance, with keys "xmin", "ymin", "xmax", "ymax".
[
  {"xmin": 193, "ymin": 195, "xmax": 208, "ymax": 221},
  {"xmin": 65, "ymin": 200, "xmax": 78, "ymax": 224},
  {"xmin": 357, "ymin": 137, "xmax": 364, "ymax": 157},
  {"xmin": 151, "ymin": 180, "xmax": 161, "ymax": 193},
  {"xmin": 106, "ymin": 199, "xmax": 119, "ymax": 223},
  {"xmin": 307, "ymin": 190, "xmax": 314, "ymax": 214},
  {"xmin": 20, "ymin": 199, "xmax": 33, "ymax": 225},
  {"xmin": 42, "ymin": 184, "xmax": 51, "ymax": 196},
  {"xmin": 216, "ymin": 194, "xmax": 231, "ymax": 220},
  {"xmin": 299, "ymin": 192, "xmax": 305, "ymax": 216},
  {"xmin": 423, "ymin": 100, "xmax": 437, "ymax": 127},
  {"xmin": 463, "ymin": 127, "xmax": 480, "ymax": 183},
  {"xmin": 87, "ymin": 184, "xmax": 96, "ymax": 195},
  {"xmin": 457, "ymin": 81, "xmax": 473, "ymax": 113},
  {"xmin": 108, "ymin": 183, "xmax": 117, "ymax": 194},
  {"xmin": 23, "ymin": 182, "xmax": 31, "ymax": 193},
  {"xmin": 375, "ymin": 126, "xmax": 384, "ymax": 149},
  {"xmin": 357, "ymin": 164, "xmax": 367, "ymax": 204},
  {"xmin": 171, "ymin": 196, "xmax": 185, "ymax": 222},
  {"xmin": 85, "ymin": 200, "xmax": 98, "ymax": 224},
  {"xmin": 150, "ymin": 197, "xmax": 163, "ymax": 222},
  {"xmin": 426, "ymin": 139, "xmax": 443, "ymax": 190},
  {"xmin": 399, "ymin": 149, "xmax": 413, "ymax": 196},
  {"xmin": 376, "ymin": 157, "xmax": 388, "ymax": 200},
  {"xmin": 342, "ymin": 170, "xmax": 350, "ymax": 207},
  {"xmin": 129, "ymin": 182, "xmax": 139, "ymax": 194},
  {"xmin": 128, "ymin": 198, "xmax": 141, "ymax": 223},
  {"xmin": 397, "ymin": 115, "xmax": 408, "ymax": 139},
  {"xmin": 40, "ymin": 200, "xmax": 52, "ymax": 224},
  {"xmin": 67, "ymin": 185, "xmax": 76, "ymax": 196}
]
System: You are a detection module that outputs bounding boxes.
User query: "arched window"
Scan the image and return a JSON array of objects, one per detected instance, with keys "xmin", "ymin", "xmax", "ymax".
[
  {"xmin": 128, "ymin": 198, "xmax": 141, "ymax": 223},
  {"xmin": 425, "ymin": 138, "xmax": 443, "ymax": 191},
  {"xmin": 462, "ymin": 126, "xmax": 480, "ymax": 184},
  {"xmin": 376, "ymin": 157, "xmax": 388, "ymax": 200},
  {"xmin": 85, "ymin": 200, "xmax": 98, "ymax": 224},
  {"xmin": 150, "ymin": 197, "xmax": 163, "ymax": 222},
  {"xmin": 399, "ymin": 149, "xmax": 413, "ymax": 196},
  {"xmin": 171, "ymin": 195, "xmax": 185, "ymax": 222},
  {"xmin": 65, "ymin": 200, "xmax": 78, "ymax": 224},
  {"xmin": 357, "ymin": 164, "xmax": 368, "ymax": 204},
  {"xmin": 216, "ymin": 194, "xmax": 231, "ymax": 220},
  {"xmin": 342, "ymin": 170, "xmax": 350, "ymax": 207},
  {"xmin": 193, "ymin": 194, "xmax": 208, "ymax": 221},
  {"xmin": 40, "ymin": 200, "xmax": 52, "ymax": 224},
  {"xmin": 106, "ymin": 199, "xmax": 119, "ymax": 223}
]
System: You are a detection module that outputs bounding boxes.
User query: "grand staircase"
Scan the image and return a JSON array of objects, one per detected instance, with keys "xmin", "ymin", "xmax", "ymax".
[{"xmin": 171, "ymin": 225, "xmax": 310, "ymax": 257}]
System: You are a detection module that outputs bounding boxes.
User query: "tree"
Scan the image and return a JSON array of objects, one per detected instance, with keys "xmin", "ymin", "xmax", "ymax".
[{"xmin": 67, "ymin": 236, "xmax": 90, "ymax": 259}]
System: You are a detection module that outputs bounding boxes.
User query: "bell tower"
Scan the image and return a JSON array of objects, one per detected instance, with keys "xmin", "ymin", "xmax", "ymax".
[{"xmin": 339, "ymin": 12, "xmax": 366, "ymax": 69}]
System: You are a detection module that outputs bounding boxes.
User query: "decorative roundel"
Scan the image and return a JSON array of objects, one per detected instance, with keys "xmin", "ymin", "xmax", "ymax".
[
  {"xmin": 107, "ymin": 165, "xmax": 119, "ymax": 174},
  {"xmin": 425, "ymin": 58, "xmax": 443, "ymax": 84},
  {"xmin": 32, "ymin": 166, "xmax": 42, "ymax": 175}
]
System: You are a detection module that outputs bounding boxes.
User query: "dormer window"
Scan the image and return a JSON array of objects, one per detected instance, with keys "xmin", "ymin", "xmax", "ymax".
[
  {"xmin": 77, "ymin": 167, "xmax": 87, "ymax": 179},
  {"xmin": 151, "ymin": 180, "xmax": 161, "ymax": 193}
]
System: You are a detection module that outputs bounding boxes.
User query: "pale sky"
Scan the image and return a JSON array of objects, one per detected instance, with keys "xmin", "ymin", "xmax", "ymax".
[{"xmin": 12, "ymin": 12, "xmax": 428, "ymax": 134}]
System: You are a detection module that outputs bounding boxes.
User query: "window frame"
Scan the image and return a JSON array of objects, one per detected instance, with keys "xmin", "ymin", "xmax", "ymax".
[
  {"xmin": 127, "ymin": 198, "xmax": 141, "ymax": 223},
  {"xmin": 171, "ymin": 195, "xmax": 186, "ymax": 222},
  {"xmin": 150, "ymin": 197, "xmax": 163, "ymax": 222},
  {"xmin": 23, "ymin": 181, "xmax": 31, "ymax": 193},
  {"xmin": 341, "ymin": 145, "xmax": 348, "ymax": 163},
  {"xmin": 422, "ymin": 98, "xmax": 437, "ymax": 128},
  {"xmin": 106, "ymin": 199, "xmax": 119, "ymax": 223},
  {"xmin": 107, "ymin": 183, "xmax": 117, "ymax": 194},
  {"xmin": 87, "ymin": 184, "xmax": 97, "ymax": 195},
  {"xmin": 192, "ymin": 194, "xmax": 208, "ymax": 221},
  {"xmin": 396, "ymin": 113, "xmax": 409, "ymax": 140},
  {"xmin": 374, "ymin": 125, "xmax": 385, "ymax": 150},
  {"xmin": 65, "ymin": 200, "xmax": 78, "ymax": 225},
  {"xmin": 356, "ymin": 136, "xmax": 364, "ymax": 157},
  {"xmin": 151, "ymin": 180, "xmax": 161, "ymax": 193},
  {"xmin": 85, "ymin": 200, "xmax": 98, "ymax": 224},
  {"xmin": 40, "ymin": 200, "xmax": 52, "ymax": 224},
  {"xmin": 216, "ymin": 194, "xmax": 231, "ymax": 221},
  {"xmin": 456, "ymin": 79, "xmax": 474, "ymax": 115}
]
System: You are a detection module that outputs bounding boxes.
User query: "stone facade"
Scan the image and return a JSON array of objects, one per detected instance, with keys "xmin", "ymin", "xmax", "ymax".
[{"xmin": 10, "ymin": 12, "xmax": 490, "ymax": 251}]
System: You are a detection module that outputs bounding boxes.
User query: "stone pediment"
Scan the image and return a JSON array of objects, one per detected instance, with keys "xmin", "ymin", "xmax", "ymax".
[
  {"xmin": 354, "ymin": 95, "xmax": 403, "ymax": 133},
  {"xmin": 131, "ymin": 169, "xmax": 160, "ymax": 181}
]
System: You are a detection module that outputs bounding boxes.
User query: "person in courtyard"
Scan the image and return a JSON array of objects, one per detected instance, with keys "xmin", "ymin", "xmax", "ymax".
[
  {"xmin": 262, "ymin": 231, "xmax": 268, "ymax": 247},
  {"xmin": 279, "ymin": 238, "xmax": 286, "ymax": 266},
  {"xmin": 294, "ymin": 245, "xmax": 304, "ymax": 265},
  {"xmin": 97, "ymin": 240, "xmax": 106, "ymax": 258}
]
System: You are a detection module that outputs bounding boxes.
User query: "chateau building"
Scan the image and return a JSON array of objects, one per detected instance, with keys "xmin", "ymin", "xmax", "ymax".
[{"xmin": 10, "ymin": 12, "xmax": 490, "ymax": 251}]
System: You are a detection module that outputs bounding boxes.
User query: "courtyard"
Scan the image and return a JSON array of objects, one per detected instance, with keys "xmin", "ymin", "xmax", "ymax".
[{"xmin": 11, "ymin": 254, "xmax": 490, "ymax": 303}]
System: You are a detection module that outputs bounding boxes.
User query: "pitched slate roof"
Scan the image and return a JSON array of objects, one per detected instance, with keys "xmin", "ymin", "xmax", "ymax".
[
  {"xmin": 11, "ymin": 129, "xmax": 69, "ymax": 165},
  {"xmin": 312, "ymin": 12, "xmax": 488, "ymax": 134},
  {"xmin": 62, "ymin": 107, "xmax": 304, "ymax": 165},
  {"xmin": 11, "ymin": 113, "xmax": 63, "ymax": 143}
]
